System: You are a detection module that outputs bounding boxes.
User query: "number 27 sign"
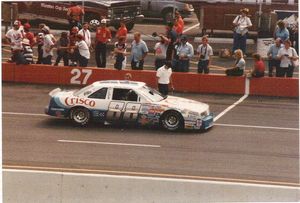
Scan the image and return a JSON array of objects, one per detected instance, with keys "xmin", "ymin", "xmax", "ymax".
[{"xmin": 70, "ymin": 68, "xmax": 92, "ymax": 85}]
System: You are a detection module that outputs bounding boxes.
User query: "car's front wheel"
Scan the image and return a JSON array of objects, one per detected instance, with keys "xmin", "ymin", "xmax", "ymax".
[
  {"xmin": 161, "ymin": 111, "xmax": 183, "ymax": 131},
  {"xmin": 70, "ymin": 107, "xmax": 90, "ymax": 126}
]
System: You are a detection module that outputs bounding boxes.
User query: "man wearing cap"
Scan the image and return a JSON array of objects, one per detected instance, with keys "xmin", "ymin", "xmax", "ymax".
[
  {"xmin": 22, "ymin": 23, "xmax": 35, "ymax": 48},
  {"xmin": 6, "ymin": 20, "xmax": 25, "ymax": 62},
  {"xmin": 95, "ymin": 19, "xmax": 112, "ymax": 68},
  {"xmin": 41, "ymin": 26, "xmax": 55, "ymax": 65},
  {"xmin": 232, "ymin": 8, "xmax": 252, "ymax": 55},
  {"xmin": 154, "ymin": 35, "xmax": 168, "ymax": 70},
  {"xmin": 174, "ymin": 35, "xmax": 194, "ymax": 72}
]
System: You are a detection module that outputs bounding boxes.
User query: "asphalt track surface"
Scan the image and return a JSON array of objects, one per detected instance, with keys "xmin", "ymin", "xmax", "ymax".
[{"xmin": 2, "ymin": 83, "xmax": 299, "ymax": 187}]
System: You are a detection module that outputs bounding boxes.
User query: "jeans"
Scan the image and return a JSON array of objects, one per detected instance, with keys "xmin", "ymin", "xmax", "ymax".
[
  {"xmin": 178, "ymin": 60, "xmax": 189, "ymax": 72},
  {"xmin": 155, "ymin": 58, "xmax": 166, "ymax": 70},
  {"xmin": 12, "ymin": 51, "xmax": 28, "ymax": 65},
  {"xmin": 198, "ymin": 60, "xmax": 209, "ymax": 74},
  {"xmin": 36, "ymin": 44, "xmax": 43, "ymax": 64},
  {"xmin": 78, "ymin": 55, "xmax": 89, "ymax": 67},
  {"xmin": 131, "ymin": 59, "xmax": 144, "ymax": 70},
  {"xmin": 158, "ymin": 84, "xmax": 169, "ymax": 95},
  {"xmin": 277, "ymin": 66, "xmax": 294, "ymax": 78},
  {"xmin": 233, "ymin": 32, "xmax": 247, "ymax": 54},
  {"xmin": 268, "ymin": 59, "xmax": 280, "ymax": 77},
  {"xmin": 114, "ymin": 54, "xmax": 125, "ymax": 70},
  {"xmin": 95, "ymin": 43, "xmax": 107, "ymax": 68},
  {"xmin": 42, "ymin": 55, "xmax": 52, "ymax": 65},
  {"xmin": 55, "ymin": 50, "xmax": 69, "ymax": 66}
]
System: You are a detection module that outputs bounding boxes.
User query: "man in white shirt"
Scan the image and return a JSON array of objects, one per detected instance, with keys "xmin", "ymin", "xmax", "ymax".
[
  {"xmin": 78, "ymin": 22, "xmax": 91, "ymax": 48},
  {"xmin": 6, "ymin": 20, "xmax": 25, "ymax": 62},
  {"xmin": 75, "ymin": 34, "xmax": 90, "ymax": 67},
  {"xmin": 197, "ymin": 35, "xmax": 213, "ymax": 74},
  {"xmin": 232, "ymin": 8, "xmax": 252, "ymax": 55},
  {"xmin": 41, "ymin": 26, "xmax": 55, "ymax": 65},
  {"xmin": 277, "ymin": 40, "xmax": 298, "ymax": 77},
  {"xmin": 154, "ymin": 35, "xmax": 168, "ymax": 70},
  {"xmin": 156, "ymin": 61, "xmax": 173, "ymax": 96}
]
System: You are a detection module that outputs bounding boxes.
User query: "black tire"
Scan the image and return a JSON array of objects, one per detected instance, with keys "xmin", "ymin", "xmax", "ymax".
[
  {"xmin": 161, "ymin": 111, "xmax": 184, "ymax": 131},
  {"xmin": 126, "ymin": 22, "xmax": 135, "ymax": 32},
  {"xmin": 163, "ymin": 10, "xmax": 174, "ymax": 24},
  {"xmin": 70, "ymin": 107, "xmax": 90, "ymax": 126}
]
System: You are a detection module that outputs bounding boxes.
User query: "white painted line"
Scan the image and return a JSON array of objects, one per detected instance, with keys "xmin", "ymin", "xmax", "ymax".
[
  {"xmin": 2, "ymin": 112, "xmax": 47, "ymax": 117},
  {"xmin": 58, "ymin": 139, "xmax": 161, "ymax": 148},
  {"xmin": 3, "ymin": 168, "xmax": 299, "ymax": 189},
  {"xmin": 214, "ymin": 78, "xmax": 249, "ymax": 122},
  {"xmin": 215, "ymin": 123, "xmax": 299, "ymax": 131},
  {"xmin": 183, "ymin": 23, "xmax": 200, "ymax": 34}
]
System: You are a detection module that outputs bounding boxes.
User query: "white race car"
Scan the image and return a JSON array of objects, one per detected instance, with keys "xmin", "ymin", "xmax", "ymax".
[{"xmin": 45, "ymin": 80, "xmax": 213, "ymax": 131}]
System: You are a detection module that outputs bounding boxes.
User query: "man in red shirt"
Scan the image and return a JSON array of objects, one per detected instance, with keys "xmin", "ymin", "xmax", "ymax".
[
  {"xmin": 175, "ymin": 11, "xmax": 184, "ymax": 35},
  {"xmin": 67, "ymin": 2, "xmax": 85, "ymax": 31},
  {"xmin": 23, "ymin": 23, "xmax": 35, "ymax": 47},
  {"xmin": 95, "ymin": 19, "xmax": 112, "ymax": 68},
  {"xmin": 116, "ymin": 21, "xmax": 128, "ymax": 39}
]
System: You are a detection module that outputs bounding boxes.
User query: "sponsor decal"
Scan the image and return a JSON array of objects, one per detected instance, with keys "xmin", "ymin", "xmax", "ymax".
[{"xmin": 65, "ymin": 97, "xmax": 96, "ymax": 107}]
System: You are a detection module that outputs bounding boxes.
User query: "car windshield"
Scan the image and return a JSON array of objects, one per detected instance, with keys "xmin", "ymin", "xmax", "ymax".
[
  {"xmin": 73, "ymin": 84, "xmax": 94, "ymax": 96},
  {"xmin": 138, "ymin": 86, "xmax": 167, "ymax": 102}
]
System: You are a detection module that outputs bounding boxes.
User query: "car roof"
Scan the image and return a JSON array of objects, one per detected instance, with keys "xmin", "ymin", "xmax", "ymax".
[{"xmin": 92, "ymin": 80, "xmax": 146, "ymax": 89}]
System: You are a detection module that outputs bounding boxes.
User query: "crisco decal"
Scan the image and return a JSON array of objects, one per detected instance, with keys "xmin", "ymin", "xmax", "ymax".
[{"xmin": 65, "ymin": 97, "xmax": 96, "ymax": 107}]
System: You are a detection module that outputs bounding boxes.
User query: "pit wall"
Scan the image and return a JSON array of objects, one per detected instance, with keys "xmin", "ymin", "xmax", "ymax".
[{"xmin": 2, "ymin": 63, "xmax": 298, "ymax": 98}]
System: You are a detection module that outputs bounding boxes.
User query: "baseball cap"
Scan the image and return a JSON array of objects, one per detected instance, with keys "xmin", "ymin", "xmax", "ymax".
[
  {"xmin": 42, "ymin": 26, "xmax": 50, "ymax": 32},
  {"xmin": 101, "ymin": 19, "xmax": 107, "ymax": 24},
  {"xmin": 13, "ymin": 20, "xmax": 21, "ymax": 26},
  {"xmin": 180, "ymin": 35, "xmax": 188, "ymax": 41},
  {"xmin": 24, "ymin": 23, "xmax": 31, "ymax": 29},
  {"xmin": 22, "ymin": 38, "xmax": 30, "ymax": 45}
]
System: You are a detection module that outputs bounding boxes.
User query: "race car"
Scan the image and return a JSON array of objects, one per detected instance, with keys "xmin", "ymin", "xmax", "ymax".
[{"xmin": 45, "ymin": 80, "xmax": 213, "ymax": 131}]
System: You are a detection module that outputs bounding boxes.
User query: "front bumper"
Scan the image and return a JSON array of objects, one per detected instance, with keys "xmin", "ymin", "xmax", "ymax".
[{"xmin": 200, "ymin": 113, "xmax": 214, "ymax": 130}]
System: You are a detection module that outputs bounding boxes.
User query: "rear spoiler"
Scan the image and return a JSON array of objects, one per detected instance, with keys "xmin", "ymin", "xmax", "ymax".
[{"xmin": 49, "ymin": 88, "xmax": 61, "ymax": 97}]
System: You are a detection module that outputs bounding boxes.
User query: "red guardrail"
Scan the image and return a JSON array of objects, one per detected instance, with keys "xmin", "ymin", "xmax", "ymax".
[{"xmin": 1, "ymin": 63, "xmax": 299, "ymax": 97}]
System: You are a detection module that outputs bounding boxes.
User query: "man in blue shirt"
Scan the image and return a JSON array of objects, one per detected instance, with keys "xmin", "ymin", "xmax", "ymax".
[
  {"xmin": 274, "ymin": 20, "xmax": 290, "ymax": 42},
  {"xmin": 131, "ymin": 32, "xmax": 149, "ymax": 70},
  {"xmin": 174, "ymin": 35, "xmax": 194, "ymax": 72},
  {"xmin": 267, "ymin": 38, "xmax": 282, "ymax": 77}
]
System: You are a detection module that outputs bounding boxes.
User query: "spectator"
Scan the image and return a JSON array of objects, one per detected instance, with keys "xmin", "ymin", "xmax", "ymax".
[
  {"xmin": 154, "ymin": 35, "xmax": 168, "ymax": 70},
  {"xmin": 41, "ymin": 26, "xmax": 55, "ymax": 65},
  {"xmin": 23, "ymin": 23, "xmax": 35, "ymax": 47},
  {"xmin": 131, "ymin": 32, "xmax": 149, "ymax": 70},
  {"xmin": 22, "ymin": 38, "xmax": 33, "ymax": 64},
  {"xmin": 232, "ymin": 8, "xmax": 252, "ymax": 55},
  {"xmin": 174, "ymin": 35, "xmax": 194, "ymax": 72},
  {"xmin": 156, "ymin": 61, "xmax": 173, "ymax": 96},
  {"xmin": 6, "ymin": 20, "xmax": 24, "ymax": 63},
  {"xmin": 249, "ymin": 53, "xmax": 265, "ymax": 78},
  {"xmin": 67, "ymin": 2, "xmax": 84, "ymax": 30},
  {"xmin": 116, "ymin": 21, "xmax": 128, "ymax": 39},
  {"xmin": 225, "ymin": 49, "xmax": 245, "ymax": 76},
  {"xmin": 267, "ymin": 38, "xmax": 282, "ymax": 77},
  {"xmin": 174, "ymin": 11, "xmax": 184, "ymax": 35},
  {"xmin": 277, "ymin": 40, "xmax": 298, "ymax": 77},
  {"xmin": 124, "ymin": 73, "xmax": 132, "ymax": 81},
  {"xmin": 54, "ymin": 32, "xmax": 69, "ymax": 66},
  {"xmin": 75, "ymin": 34, "xmax": 90, "ymax": 67},
  {"xmin": 274, "ymin": 20, "xmax": 289, "ymax": 42},
  {"xmin": 36, "ymin": 23, "xmax": 46, "ymax": 64},
  {"xmin": 113, "ymin": 36, "xmax": 127, "ymax": 70},
  {"xmin": 165, "ymin": 22, "xmax": 177, "ymax": 60},
  {"xmin": 78, "ymin": 22, "xmax": 91, "ymax": 48},
  {"xmin": 196, "ymin": 35, "xmax": 213, "ymax": 74},
  {"xmin": 69, "ymin": 26, "xmax": 79, "ymax": 66},
  {"xmin": 95, "ymin": 19, "xmax": 112, "ymax": 68}
]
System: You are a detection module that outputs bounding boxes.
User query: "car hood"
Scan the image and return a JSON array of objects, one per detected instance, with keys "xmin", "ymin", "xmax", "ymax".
[{"xmin": 157, "ymin": 96, "xmax": 209, "ymax": 114}]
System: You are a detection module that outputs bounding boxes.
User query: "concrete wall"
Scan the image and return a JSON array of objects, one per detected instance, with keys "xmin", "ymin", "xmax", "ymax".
[{"xmin": 3, "ymin": 169, "xmax": 300, "ymax": 203}]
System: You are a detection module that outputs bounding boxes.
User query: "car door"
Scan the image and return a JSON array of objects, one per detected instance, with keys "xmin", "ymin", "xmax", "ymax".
[
  {"xmin": 87, "ymin": 87, "xmax": 110, "ymax": 121},
  {"xmin": 106, "ymin": 88, "xmax": 141, "ymax": 123}
]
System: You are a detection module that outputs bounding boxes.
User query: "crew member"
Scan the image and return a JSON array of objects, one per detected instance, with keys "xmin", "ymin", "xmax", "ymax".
[
  {"xmin": 67, "ymin": 2, "xmax": 85, "ymax": 30},
  {"xmin": 5, "ymin": 20, "xmax": 24, "ymax": 63},
  {"xmin": 232, "ymin": 8, "xmax": 252, "ymax": 55},
  {"xmin": 174, "ymin": 35, "xmax": 194, "ymax": 72},
  {"xmin": 95, "ymin": 19, "xmax": 112, "ymax": 68},
  {"xmin": 156, "ymin": 61, "xmax": 173, "ymax": 96},
  {"xmin": 78, "ymin": 22, "xmax": 91, "ymax": 48}
]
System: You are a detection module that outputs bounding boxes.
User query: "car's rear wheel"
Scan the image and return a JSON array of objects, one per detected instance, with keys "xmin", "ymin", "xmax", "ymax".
[
  {"xmin": 161, "ymin": 111, "xmax": 183, "ymax": 131},
  {"xmin": 70, "ymin": 107, "xmax": 90, "ymax": 126}
]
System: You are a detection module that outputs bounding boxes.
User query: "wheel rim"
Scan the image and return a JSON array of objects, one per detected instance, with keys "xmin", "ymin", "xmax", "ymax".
[
  {"xmin": 73, "ymin": 109, "xmax": 88, "ymax": 124},
  {"xmin": 165, "ymin": 114, "xmax": 179, "ymax": 128}
]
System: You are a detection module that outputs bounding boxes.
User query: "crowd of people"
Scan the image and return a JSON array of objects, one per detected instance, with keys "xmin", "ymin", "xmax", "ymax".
[{"xmin": 4, "ymin": 3, "xmax": 299, "ymax": 95}]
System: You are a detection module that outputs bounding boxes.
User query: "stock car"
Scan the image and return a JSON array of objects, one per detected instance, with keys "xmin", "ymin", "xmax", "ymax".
[{"xmin": 45, "ymin": 80, "xmax": 213, "ymax": 131}]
